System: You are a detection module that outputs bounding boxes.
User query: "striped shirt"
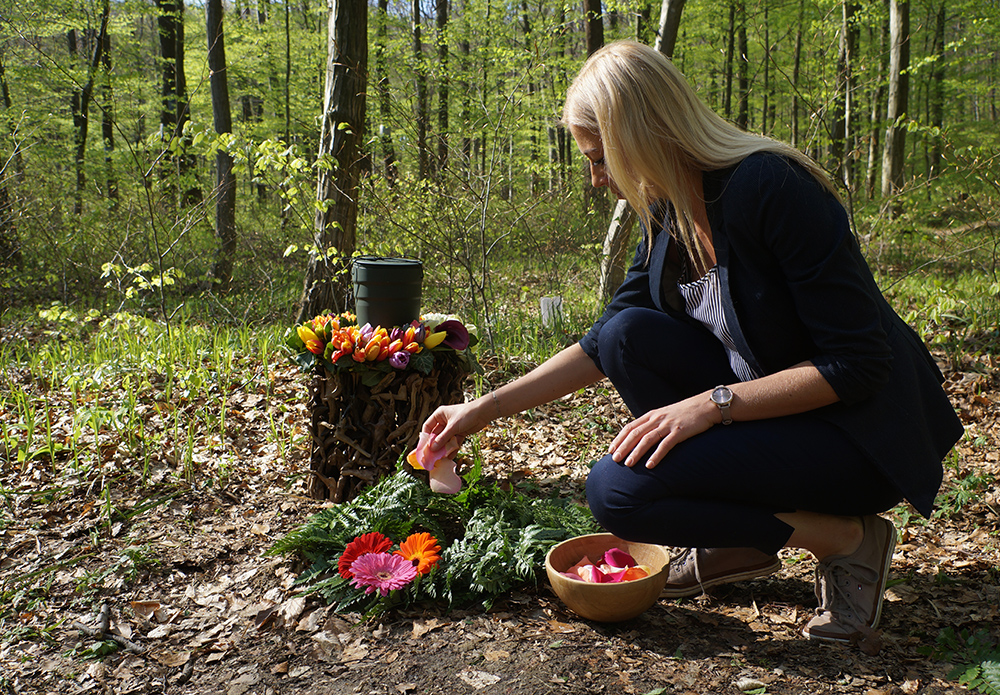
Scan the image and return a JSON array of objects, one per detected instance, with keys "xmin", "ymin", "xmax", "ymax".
[{"xmin": 677, "ymin": 266, "xmax": 761, "ymax": 382}]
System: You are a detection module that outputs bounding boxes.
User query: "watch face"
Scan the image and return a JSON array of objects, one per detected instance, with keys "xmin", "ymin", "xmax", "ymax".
[{"xmin": 711, "ymin": 386, "xmax": 733, "ymax": 405}]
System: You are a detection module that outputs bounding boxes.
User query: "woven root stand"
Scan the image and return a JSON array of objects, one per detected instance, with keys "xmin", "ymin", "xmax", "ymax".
[{"xmin": 307, "ymin": 355, "xmax": 470, "ymax": 502}]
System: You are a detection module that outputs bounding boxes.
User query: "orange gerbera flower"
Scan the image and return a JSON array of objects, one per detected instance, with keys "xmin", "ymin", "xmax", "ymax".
[
  {"xmin": 394, "ymin": 532, "xmax": 441, "ymax": 575},
  {"xmin": 338, "ymin": 532, "xmax": 393, "ymax": 579}
]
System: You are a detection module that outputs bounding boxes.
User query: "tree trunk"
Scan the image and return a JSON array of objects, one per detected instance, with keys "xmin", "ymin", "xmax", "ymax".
[
  {"xmin": 928, "ymin": 0, "xmax": 946, "ymax": 177},
  {"xmin": 831, "ymin": 0, "xmax": 859, "ymax": 189},
  {"xmin": 736, "ymin": 1, "xmax": 748, "ymax": 130},
  {"xmin": 375, "ymin": 0, "xmax": 398, "ymax": 182},
  {"xmin": 156, "ymin": 0, "xmax": 197, "ymax": 205},
  {"xmin": 584, "ymin": 0, "xmax": 604, "ymax": 57},
  {"xmin": 762, "ymin": 7, "xmax": 769, "ymax": 135},
  {"xmin": 791, "ymin": 0, "xmax": 803, "ymax": 148},
  {"xmin": 0, "ymin": 50, "xmax": 21, "ymax": 268},
  {"xmin": 636, "ymin": 2, "xmax": 653, "ymax": 44},
  {"xmin": 413, "ymin": 0, "xmax": 429, "ymax": 180},
  {"xmin": 582, "ymin": 0, "xmax": 604, "ymax": 213},
  {"xmin": 100, "ymin": 0, "xmax": 118, "ymax": 206},
  {"xmin": 653, "ymin": 0, "xmax": 684, "ymax": 55},
  {"xmin": 207, "ymin": 0, "xmax": 237, "ymax": 291},
  {"xmin": 880, "ymin": 0, "xmax": 909, "ymax": 204},
  {"xmin": 436, "ymin": 0, "xmax": 449, "ymax": 176},
  {"xmin": 297, "ymin": 0, "xmax": 367, "ymax": 321},
  {"xmin": 459, "ymin": 24, "xmax": 472, "ymax": 171},
  {"xmin": 284, "ymin": 0, "xmax": 291, "ymax": 143},
  {"xmin": 723, "ymin": 3, "xmax": 735, "ymax": 120},
  {"xmin": 865, "ymin": 3, "xmax": 890, "ymax": 199},
  {"xmin": 597, "ymin": 0, "xmax": 686, "ymax": 306},
  {"xmin": 68, "ymin": 6, "xmax": 110, "ymax": 216}
]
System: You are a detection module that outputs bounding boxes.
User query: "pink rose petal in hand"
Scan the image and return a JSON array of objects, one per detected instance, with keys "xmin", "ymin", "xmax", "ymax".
[
  {"xmin": 406, "ymin": 432, "xmax": 451, "ymax": 472},
  {"xmin": 428, "ymin": 458, "xmax": 462, "ymax": 494}
]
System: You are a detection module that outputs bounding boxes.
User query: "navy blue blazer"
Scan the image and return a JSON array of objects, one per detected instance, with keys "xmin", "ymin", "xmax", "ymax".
[{"xmin": 580, "ymin": 153, "xmax": 963, "ymax": 517}]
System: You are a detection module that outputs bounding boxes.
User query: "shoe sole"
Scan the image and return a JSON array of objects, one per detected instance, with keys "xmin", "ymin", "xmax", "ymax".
[
  {"xmin": 803, "ymin": 515, "xmax": 897, "ymax": 643},
  {"xmin": 660, "ymin": 556, "xmax": 782, "ymax": 599}
]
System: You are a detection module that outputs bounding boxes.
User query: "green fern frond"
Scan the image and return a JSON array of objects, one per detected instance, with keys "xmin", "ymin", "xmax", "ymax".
[
  {"xmin": 971, "ymin": 660, "xmax": 1000, "ymax": 695},
  {"xmin": 271, "ymin": 468, "xmax": 601, "ymax": 616}
]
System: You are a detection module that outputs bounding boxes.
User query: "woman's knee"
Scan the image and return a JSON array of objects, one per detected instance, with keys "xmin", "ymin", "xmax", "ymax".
[
  {"xmin": 597, "ymin": 308, "xmax": 652, "ymax": 372},
  {"xmin": 586, "ymin": 456, "xmax": 648, "ymax": 537}
]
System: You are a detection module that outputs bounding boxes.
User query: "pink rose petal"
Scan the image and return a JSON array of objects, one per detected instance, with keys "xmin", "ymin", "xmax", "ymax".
[
  {"xmin": 428, "ymin": 458, "xmax": 462, "ymax": 494},
  {"xmin": 407, "ymin": 432, "xmax": 451, "ymax": 473},
  {"xmin": 603, "ymin": 548, "xmax": 638, "ymax": 568}
]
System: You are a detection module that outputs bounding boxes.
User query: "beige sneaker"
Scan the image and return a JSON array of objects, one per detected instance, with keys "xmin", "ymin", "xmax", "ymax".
[
  {"xmin": 660, "ymin": 547, "xmax": 782, "ymax": 598},
  {"xmin": 802, "ymin": 515, "xmax": 896, "ymax": 643}
]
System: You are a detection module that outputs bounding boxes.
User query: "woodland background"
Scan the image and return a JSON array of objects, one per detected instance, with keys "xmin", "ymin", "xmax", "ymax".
[
  {"xmin": 0, "ymin": 0, "xmax": 997, "ymax": 325},
  {"xmin": 1, "ymin": 0, "xmax": 999, "ymax": 692}
]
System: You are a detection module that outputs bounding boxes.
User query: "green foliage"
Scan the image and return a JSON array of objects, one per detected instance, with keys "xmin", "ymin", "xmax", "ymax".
[
  {"xmin": 922, "ymin": 628, "xmax": 1000, "ymax": 695},
  {"xmin": 268, "ymin": 466, "xmax": 600, "ymax": 616}
]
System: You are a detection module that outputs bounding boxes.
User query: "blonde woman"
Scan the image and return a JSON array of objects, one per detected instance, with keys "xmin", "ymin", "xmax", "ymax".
[{"xmin": 421, "ymin": 40, "xmax": 962, "ymax": 644}]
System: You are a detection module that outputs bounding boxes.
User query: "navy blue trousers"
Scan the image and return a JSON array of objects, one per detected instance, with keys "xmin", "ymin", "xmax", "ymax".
[{"xmin": 585, "ymin": 308, "xmax": 903, "ymax": 554}]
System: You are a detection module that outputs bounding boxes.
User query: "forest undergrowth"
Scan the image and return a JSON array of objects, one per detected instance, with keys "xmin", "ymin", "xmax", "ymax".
[{"xmin": 1, "ymin": 220, "xmax": 999, "ymax": 694}]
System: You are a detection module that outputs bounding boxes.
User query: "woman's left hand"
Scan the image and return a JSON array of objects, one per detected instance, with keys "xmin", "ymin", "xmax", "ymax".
[{"xmin": 608, "ymin": 393, "xmax": 718, "ymax": 469}]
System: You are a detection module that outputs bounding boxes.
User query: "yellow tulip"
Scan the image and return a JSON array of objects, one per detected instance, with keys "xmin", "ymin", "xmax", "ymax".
[
  {"xmin": 423, "ymin": 331, "xmax": 447, "ymax": 349},
  {"xmin": 297, "ymin": 324, "xmax": 320, "ymax": 345}
]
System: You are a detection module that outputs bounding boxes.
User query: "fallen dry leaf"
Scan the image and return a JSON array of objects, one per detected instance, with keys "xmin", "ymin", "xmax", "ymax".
[
  {"xmin": 153, "ymin": 650, "xmax": 191, "ymax": 668},
  {"xmin": 483, "ymin": 649, "xmax": 510, "ymax": 662},
  {"xmin": 412, "ymin": 618, "xmax": 442, "ymax": 638},
  {"xmin": 458, "ymin": 669, "xmax": 501, "ymax": 689},
  {"xmin": 130, "ymin": 600, "xmax": 160, "ymax": 620}
]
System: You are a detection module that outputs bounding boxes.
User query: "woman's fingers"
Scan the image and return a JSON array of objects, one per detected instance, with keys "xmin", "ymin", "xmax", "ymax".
[{"xmin": 610, "ymin": 402, "xmax": 712, "ymax": 468}]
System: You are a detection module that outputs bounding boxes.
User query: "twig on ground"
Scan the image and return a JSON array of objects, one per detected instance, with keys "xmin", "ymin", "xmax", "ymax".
[{"xmin": 72, "ymin": 605, "xmax": 144, "ymax": 655}]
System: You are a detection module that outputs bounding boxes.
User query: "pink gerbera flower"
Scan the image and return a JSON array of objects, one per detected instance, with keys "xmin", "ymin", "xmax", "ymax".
[
  {"xmin": 349, "ymin": 553, "xmax": 418, "ymax": 596},
  {"xmin": 338, "ymin": 532, "xmax": 393, "ymax": 579}
]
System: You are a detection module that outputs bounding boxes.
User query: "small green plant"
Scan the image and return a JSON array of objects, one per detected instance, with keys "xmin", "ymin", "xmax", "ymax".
[
  {"xmin": 933, "ymin": 468, "xmax": 996, "ymax": 520},
  {"xmin": 921, "ymin": 627, "xmax": 1000, "ymax": 695}
]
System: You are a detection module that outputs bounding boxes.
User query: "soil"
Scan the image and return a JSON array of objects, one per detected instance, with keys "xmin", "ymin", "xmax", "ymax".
[{"xmin": 1, "ymin": 351, "xmax": 998, "ymax": 695}]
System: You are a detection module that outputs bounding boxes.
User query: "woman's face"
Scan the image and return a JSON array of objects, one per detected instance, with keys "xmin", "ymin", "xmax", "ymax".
[{"xmin": 569, "ymin": 125, "xmax": 624, "ymax": 199}]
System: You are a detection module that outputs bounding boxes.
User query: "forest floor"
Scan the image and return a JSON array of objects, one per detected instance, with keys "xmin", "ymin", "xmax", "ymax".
[{"xmin": 2, "ymin": 345, "xmax": 999, "ymax": 695}]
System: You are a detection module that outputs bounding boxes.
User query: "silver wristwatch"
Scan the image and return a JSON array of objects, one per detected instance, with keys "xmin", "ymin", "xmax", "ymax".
[{"xmin": 710, "ymin": 385, "xmax": 734, "ymax": 425}]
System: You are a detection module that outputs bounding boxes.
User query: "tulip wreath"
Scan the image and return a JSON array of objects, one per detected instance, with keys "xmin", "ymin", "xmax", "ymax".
[{"xmin": 286, "ymin": 312, "xmax": 479, "ymax": 387}]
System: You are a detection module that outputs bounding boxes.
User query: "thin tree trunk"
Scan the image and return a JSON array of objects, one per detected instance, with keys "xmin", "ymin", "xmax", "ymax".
[
  {"xmin": 881, "ymin": 0, "xmax": 909, "ymax": 204},
  {"xmin": 791, "ymin": 0, "xmax": 803, "ymax": 148},
  {"xmin": 583, "ymin": 0, "xmax": 604, "ymax": 212},
  {"xmin": 297, "ymin": 0, "xmax": 367, "ymax": 321},
  {"xmin": 413, "ymin": 0, "xmax": 429, "ymax": 180},
  {"xmin": 207, "ymin": 0, "xmax": 237, "ymax": 291},
  {"xmin": 831, "ymin": 0, "xmax": 859, "ymax": 189},
  {"xmin": 637, "ymin": 2, "xmax": 653, "ymax": 44},
  {"xmin": 376, "ymin": 0, "xmax": 397, "ymax": 182},
  {"xmin": 762, "ymin": 7, "xmax": 770, "ymax": 135},
  {"xmin": 584, "ymin": 0, "xmax": 604, "ymax": 57},
  {"xmin": 68, "ymin": 6, "xmax": 110, "ymax": 216},
  {"xmin": 436, "ymin": 0, "xmax": 449, "ymax": 176},
  {"xmin": 654, "ymin": 0, "xmax": 684, "ymax": 55},
  {"xmin": 100, "ymin": 0, "xmax": 118, "ymax": 206},
  {"xmin": 865, "ymin": 3, "xmax": 889, "ymax": 198},
  {"xmin": 598, "ymin": 0, "xmax": 686, "ymax": 306},
  {"xmin": 0, "ymin": 50, "xmax": 21, "ymax": 268},
  {"xmin": 736, "ymin": 1, "xmax": 748, "ymax": 130},
  {"xmin": 723, "ymin": 3, "xmax": 735, "ymax": 120},
  {"xmin": 156, "ymin": 0, "xmax": 198, "ymax": 206},
  {"xmin": 284, "ymin": 0, "xmax": 292, "ymax": 143},
  {"xmin": 929, "ymin": 0, "xmax": 946, "ymax": 177}
]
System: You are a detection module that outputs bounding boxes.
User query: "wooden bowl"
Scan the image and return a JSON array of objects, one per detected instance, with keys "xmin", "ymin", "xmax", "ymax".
[{"xmin": 545, "ymin": 533, "xmax": 672, "ymax": 622}]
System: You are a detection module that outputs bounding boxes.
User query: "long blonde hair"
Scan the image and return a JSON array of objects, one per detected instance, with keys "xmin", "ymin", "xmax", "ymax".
[{"xmin": 562, "ymin": 40, "xmax": 838, "ymax": 263}]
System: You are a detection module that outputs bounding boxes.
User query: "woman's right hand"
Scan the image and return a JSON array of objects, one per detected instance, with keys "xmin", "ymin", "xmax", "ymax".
[{"xmin": 420, "ymin": 398, "xmax": 493, "ymax": 453}]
